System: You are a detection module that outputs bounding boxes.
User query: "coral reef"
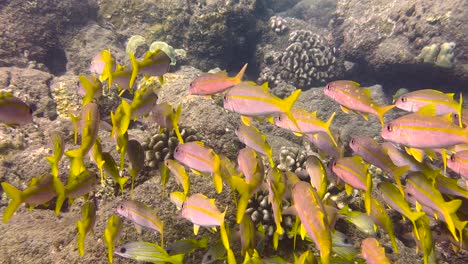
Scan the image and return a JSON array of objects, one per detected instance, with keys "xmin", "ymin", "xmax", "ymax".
[
  {"xmin": 245, "ymin": 190, "xmax": 294, "ymax": 240},
  {"xmin": 269, "ymin": 16, "xmax": 288, "ymax": 34},
  {"xmin": 142, "ymin": 127, "xmax": 199, "ymax": 169},
  {"xmin": 259, "ymin": 30, "xmax": 339, "ymax": 90},
  {"xmin": 276, "ymin": 146, "xmax": 308, "ymax": 178},
  {"xmin": 416, "ymin": 42, "xmax": 457, "ymax": 68}
]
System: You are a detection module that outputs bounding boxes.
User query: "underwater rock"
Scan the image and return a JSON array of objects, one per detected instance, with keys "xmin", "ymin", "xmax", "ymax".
[
  {"xmin": 333, "ymin": 0, "xmax": 468, "ymax": 84},
  {"xmin": 258, "ymin": 29, "xmax": 341, "ymax": 90},
  {"xmin": 277, "ymin": 146, "xmax": 308, "ymax": 179},
  {"xmin": 0, "ymin": 67, "xmax": 56, "ymax": 120},
  {"xmin": 0, "ymin": 0, "xmax": 97, "ymax": 74}
]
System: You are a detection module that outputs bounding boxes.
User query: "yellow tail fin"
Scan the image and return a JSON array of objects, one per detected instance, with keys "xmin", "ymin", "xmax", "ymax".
[{"xmin": 1, "ymin": 182, "xmax": 23, "ymax": 222}]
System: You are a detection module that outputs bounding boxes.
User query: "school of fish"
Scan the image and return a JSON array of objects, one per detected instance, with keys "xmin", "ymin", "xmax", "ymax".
[{"xmin": 0, "ymin": 46, "xmax": 467, "ymax": 264}]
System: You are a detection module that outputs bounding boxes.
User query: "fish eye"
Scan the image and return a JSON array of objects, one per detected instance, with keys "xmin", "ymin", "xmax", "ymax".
[
  {"xmin": 400, "ymin": 96, "xmax": 407, "ymax": 102},
  {"xmin": 450, "ymin": 154, "xmax": 456, "ymax": 162},
  {"xmin": 350, "ymin": 139, "xmax": 355, "ymax": 145},
  {"xmin": 325, "ymin": 84, "xmax": 330, "ymax": 90},
  {"xmin": 223, "ymin": 95, "xmax": 227, "ymax": 101},
  {"xmin": 386, "ymin": 124, "xmax": 393, "ymax": 132},
  {"xmin": 120, "ymin": 247, "xmax": 127, "ymax": 253},
  {"xmin": 277, "ymin": 115, "xmax": 282, "ymax": 121}
]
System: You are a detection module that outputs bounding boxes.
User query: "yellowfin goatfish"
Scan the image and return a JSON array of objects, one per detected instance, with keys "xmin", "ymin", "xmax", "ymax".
[
  {"xmin": 360, "ymin": 237, "xmax": 391, "ymax": 264},
  {"xmin": 405, "ymin": 172, "xmax": 463, "ymax": 242},
  {"xmin": 274, "ymin": 109, "xmax": 337, "ymax": 146},
  {"xmin": 104, "ymin": 215, "xmax": 122, "ymax": 264},
  {"xmin": 189, "ymin": 63, "xmax": 248, "ymax": 95},
  {"xmin": 223, "ymin": 82, "xmax": 301, "ymax": 126},
  {"xmin": 66, "ymin": 103, "xmax": 100, "ymax": 178},
  {"xmin": 101, "ymin": 152, "xmax": 129, "ymax": 191},
  {"xmin": 0, "ymin": 91, "xmax": 33, "ymax": 126},
  {"xmin": 117, "ymin": 200, "xmax": 164, "ymax": 244},
  {"xmin": 349, "ymin": 136, "xmax": 408, "ymax": 194},
  {"xmin": 378, "ymin": 182, "xmax": 426, "ymax": 240},
  {"xmin": 151, "ymin": 103, "xmax": 184, "ymax": 143},
  {"xmin": 1, "ymin": 174, "xmax": 56, "ymax": 222},
  {"xmin": 115, "ymin": 241, "xmax": 184, "ymax": 264},
  {"xmin": 304, "ymin": 155, "xmax": 328, "ymax": 199},
  {"xmin": 180, "ymin": 193, "xmax": 236, "ymax": 264},
  {"xmin": 129, "ymin": 49, "xmax": 171, "ymax": 88},
  {"xmin": 162, "ymin": 159, "xmax": 190, "ymax": 195},
  {"xmin": 395, "ymin": 89, "xmax": 462, "ymax": 116},
  {"xmin": 292, "ymin": 181, "xmax": 331, "ymax": 264},
  {"xmin": 126, "ymin": 139, "xmax": 145, "ymax": 198},
  {"xmin": 76, "ymin": 201, "xmax": 97, "ymax": 256},
  {"xmin": 174, "ymin": 141, "xmax": 223, "ymax": 193},
  {"xmin": 323, "ymin": 80, "xmax": 394, "ymax": 126},
  {"xmin": 202, "ymin": 240, "xmax": 226, "ymax": 264},
  {"xmin": 414, "ymin": 215, "xmax": 437, "ymax": 264},
  {"xmin": 305, "ymin": 132, "xmax": 343, "ymax": 159},
  {"xmin": 235, "ymin": 123, "xmax": 274, "ymax": 167},
  {"xmin": 77, "ymin": 74, "xmax": 103, "ymax": 105},
  {"xmin": 331, "ymin": 156, "xmax": 373, "ymax": 214},
  {"xmin": 65, "ymin": 170, "xmax": 98, "ymax": 199},
  {"xmin": 46, "ymin": 131, "xmax": 65, "ymax": 178},
  {"xmin": 129, "ymin": 85, "xmax": 159, "ymax": 120},
  {"xmin": 368, "ymin": 198, "xmax": 398, "ymax": 253},
  {"xmin": 165, "ymin": 237, "xmax": 208, "ymax": 255},
  {"xmin": 237, "ymin": 147, "xmax": 265, "ymax": 190},
  {"xmin": 266, "ymin": 168, "xmax": 286, "ymax": 248},
  {"xmin": 338, "ymin": 206, "xmax": 376, "ymax": 236},
  {"xmin": 381, "ymin": 108, "xmax": 468, "ymax": 149}
]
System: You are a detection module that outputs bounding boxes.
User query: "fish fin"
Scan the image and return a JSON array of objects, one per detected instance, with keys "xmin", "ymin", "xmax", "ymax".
[
  {"xmin": 376, "ymin": 104, "xmax": 395, "ymax": 126},
  {"xmin": 236, "ymin": 193, "xmax": 250, "ymax": 224},
  {"xmin": 77, "ymin": 220, "xmax": 86, "ymax": 256},
  {"xmin": 405, "ymin": 147, "xmax": 425, "ymax": 163},
  {"xmin": 458, "ymin": 93, "xmax": 463, "ymax": 128},
  {"xmin": 172, "ymin": 105, "xmax": 184, "ymax": 144},
  {"xmin": 101, "ymin": 49, "xmax": 114, "ymax": 88},
  {"xmin": 261, "ymin": 82, "xmax": 269, "ymax": 92},
  {"xmin": 283, "ymin": 90, "xmax": 302, "ymax": 129},
  {"xmin": 193, "ymin": 224, "xmax": 200, "ymax": 235},
  {"xmin": 53, "ymin": 177, "xmax": 66, "ymax": 214},
  {"xmin": 129, "ymin": 52, "xmax": 139, "ymax": 90},
  {"xmin": 293, "ymin": 132, "xmax": 303, "ymax": 137},
  {"xmin": 241, "ymin": 115, "xmax": 252, "ymax": 126},
  {"xmin": 359, "ymin": 112, "xmax": 369, "ymax": 121},
  {"xmin": 1, "ymin": 182, "xmax": 24, "ymax": 222},
  {"xmin": 160, "ymin": 162, "xmax": 169, "ymax": 187},
  {"xmin": 214, "ymin": 173, "xmax": 223, "ymax": 193},
  {"xmin": 325, "ymin": 112, "xmax": 338, "ymax": 146},
  {"xmin": 363, "ymin": 88, "xmax": 372, "ymax": 97},
  {"xmin": 365, "ymin": 173, "xmax": 372, "ymax": 215},
  {"xmin": 299, "ymin": 223, "xmax": 307, "ymax": 240},
  {"xmin": 168, "ymin": 253, "xmax": 185, "ymax": 264},
  {"xmin": 391, "ymin": 165, "xmax": 409, "ymax": 195},
  {"xmin": 345, "ymin": 184, "xmax": 353, "ymax": 195},
  {"xmin": 80, "ymin": 76, "xmax": 96, "ymax": 106},
  {"xmin": 417, "ymin": 104, "xmax": 437, "ymax": 116},
  {"xmin": 340, "ymin": 105, "xmax": 350, "ymax": 113},
  {"xmin": 233, "ymin": 63, "xmax": 248, "ymax": 83}
]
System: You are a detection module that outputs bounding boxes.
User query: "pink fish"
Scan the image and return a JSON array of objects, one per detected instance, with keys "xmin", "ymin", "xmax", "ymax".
[
  {"xmin": 237, "ymin": 147, "xmax": 264, "ymax": 189},
  {"xmin": 89, "ymin": 52, "xmax": 106, "ymax": 75},
  {"xmin": 235, "ymin": 124, "xmax": 274, "ymax": 167},
  {"xmin": 223, "ymin": 82, "xmax": 301, "ymax": 126},
  {"xmin": 189, "ymin": 64, "xmax": 248, "ymax": 95},
  {"xmin": 332, "ymin": 156, "xmax": 372, "ymax": 213},
  {"xmin": 323, "ymin": 80, "xmax": 394, "ymax": 126},
  {"xmin": 381, "ymin": 111, "xmax": 468, "ymax": 149},
  {"xmin": 173, "ymin": 141, "xmax": 223, "ymax": 193},
  {"xmin": 349, "ymin": 136, "xmax": 408, "ymax": 193},
  {"xmin": 292, "ymin": 181, "xmax": 331, "ymax": 264},
  {"xmin": 274, "ymin": 109, "xmax": 337, "ymax": 146},
  {"xmin": 117, "ymin": 200, "xmax": 164, "ymax": 234},
  {"xmin": 181, "ymin": 193, "xmax": 225, "ymax": 229},
  {"xmin": 0, "ymin": 91, "xmax": 33, "ymax": 126},
  {"xmin": 395, "ymin": 89, "xmax": 461, "ymax": 115},
  {"xmin": 360, "ymin": 237, "xmax": 390, "ymax": 264},
  {"xmin": 306, "ymin": 132, "xmax": 343, "ymax": 159}
]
